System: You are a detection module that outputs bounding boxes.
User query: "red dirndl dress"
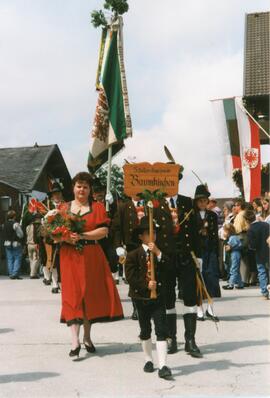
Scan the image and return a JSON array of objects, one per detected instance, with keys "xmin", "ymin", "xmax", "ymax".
[{"xmin": 60, "ymin": 201, "xmax": 124, "ymax": 326}]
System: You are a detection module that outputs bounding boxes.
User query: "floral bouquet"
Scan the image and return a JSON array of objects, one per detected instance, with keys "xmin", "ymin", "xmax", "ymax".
[
  {"xmin": 29, "ymin": 200, "xmax": 86, "ymax": 252},
  {"xmin": 43, "ymin": 203, "xmax": 86, "ymax": 252}
]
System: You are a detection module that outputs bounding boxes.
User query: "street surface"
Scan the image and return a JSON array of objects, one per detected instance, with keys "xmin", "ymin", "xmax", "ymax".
[{"xmin": 0, "ymin": 276, "xmax": 269, "ymax": 398}]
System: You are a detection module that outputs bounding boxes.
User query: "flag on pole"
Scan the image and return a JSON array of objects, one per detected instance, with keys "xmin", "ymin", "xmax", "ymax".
[
  {"xmin": 212, "ymin": 97, "xmax": 241, "ymax": 177},
  {"xmin": 235, "ymin": 97, "xmax": 261, "ymax": 202},
  {"xmin": 88, "ymin": 17, "xmax": 132, "ymax": 173}
]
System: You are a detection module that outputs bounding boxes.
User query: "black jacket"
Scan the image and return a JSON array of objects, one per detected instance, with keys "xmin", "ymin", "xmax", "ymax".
[
  {"xmin": 247, "ymin": 221, "xmax": 269, "ymax": 264},
  {"xmin": 153, "ymin": 195, "xmax": 197, "ymax": 257},
  {"xmin": 111, "ymin": 199, "xmax": 143, "ymax": 250},
  {"xmin": 2, "ymin": 220, "xmax": 21, "ymax": 243},
  {"xmin": 193, "ymin": 209, "xmax": 219, "ymax": 258},
  {"xmin": 125, "ymin": 246, "xmax": 169, "ymax": 300}
]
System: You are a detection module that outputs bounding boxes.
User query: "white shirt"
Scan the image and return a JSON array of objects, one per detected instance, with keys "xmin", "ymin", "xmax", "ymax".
[
  {"xmin": 199, "ymin": 210, "xmax": 206, "ymax": 219},
  {"xmin": 142, "ymin": 244, "xmax": 162, "ymax": 261},
  {"xmin": 166, "ymin": 195, "xmax": 178, "ymax": 208}
]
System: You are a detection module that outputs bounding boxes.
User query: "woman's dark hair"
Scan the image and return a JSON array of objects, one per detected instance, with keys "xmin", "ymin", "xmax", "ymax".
[
  {"xmin": 252, "ymin": 197, "xmax": 262, "ymax": 207},
  {"xmin": 234, "ymin": 198, "xmax": 246, "ymax": 210},
  {"xmin": 72, "ymin": 172, "xmax": 93, "ymax": 202},
  {"xmin": 72, "ymin": 172, "xmax": 93, "ymax": 188},
  {"xmin": 262, "ymin": 197, "xmax": 270, "ymax": 218}
]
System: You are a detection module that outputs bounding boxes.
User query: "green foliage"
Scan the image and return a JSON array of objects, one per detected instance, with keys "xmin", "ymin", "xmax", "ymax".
[
  {"xmin": 91, "ymin": 10, "xmax": 108, "ymax": 28},
  {"xmin": 91, "ymin": 0, "xmax": 129, "ymax": 28},
  {"xmin": 137, "ymin": 190, "xmax": 167, "ymax": 206},
  {"xmin": 103, "ymin": 0, "xmax": 129, "ymax": 15},
  {"xmin": 96, "ymin": 164, "xmax": 124, "ymax": 197}
]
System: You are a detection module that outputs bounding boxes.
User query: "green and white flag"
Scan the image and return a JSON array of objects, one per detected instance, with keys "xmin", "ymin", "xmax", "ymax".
[{"xmin": 88, "ymin": 17, "xmax": 132, "ymax": 172}]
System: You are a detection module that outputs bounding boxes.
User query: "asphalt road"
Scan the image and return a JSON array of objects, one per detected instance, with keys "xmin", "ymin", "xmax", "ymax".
[{"xmin": 0, "ymin": 276, "xmax": 269, "ymax": 398}]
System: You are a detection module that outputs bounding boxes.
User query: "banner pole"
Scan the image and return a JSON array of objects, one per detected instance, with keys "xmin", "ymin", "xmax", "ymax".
[
  {"xmin": 106, "ymin": 145, "xmax": 113, "ymax": 212},
  {"xmin": 243, "ymin": 106, "xmax": 270, "ymax": 139}
]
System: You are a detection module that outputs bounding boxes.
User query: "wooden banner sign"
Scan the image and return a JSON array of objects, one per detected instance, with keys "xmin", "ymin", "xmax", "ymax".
[{"xmin": 123, "ymin": 162, "xmax": 180, "ymax": 198}]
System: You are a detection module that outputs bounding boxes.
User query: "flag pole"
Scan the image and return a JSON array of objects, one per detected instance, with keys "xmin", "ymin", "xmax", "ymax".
[
  {"xmin": 106, "ymin": 145, "xmax": 113, "ymax": 212},
  {"xmin": 242, "ymin": 106, "xmax": 270, "ymax": 139}
]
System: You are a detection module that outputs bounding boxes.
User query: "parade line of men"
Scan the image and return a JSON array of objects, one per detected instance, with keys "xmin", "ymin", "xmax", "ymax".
[{"xmin": 3, "ymin": 168, "xmax": 231, "ymax": 379}]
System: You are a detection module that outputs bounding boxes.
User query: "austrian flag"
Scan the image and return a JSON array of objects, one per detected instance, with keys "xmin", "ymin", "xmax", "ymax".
[{"xmin": 235, "ymin": 97, "xmax": 261, "ymax": 202}]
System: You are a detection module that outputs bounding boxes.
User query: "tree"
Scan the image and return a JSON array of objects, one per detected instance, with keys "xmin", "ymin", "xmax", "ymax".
[
  {"xmin": 91, "ymin": 0, "xmax": 129, "ymax": 28},
  {"xmin": 96, "ymin": 164, "xmax": 124, "ymax": 198}
]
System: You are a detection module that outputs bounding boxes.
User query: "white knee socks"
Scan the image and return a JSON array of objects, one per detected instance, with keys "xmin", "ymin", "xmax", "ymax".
[
  {"xmin": 141, "ymin": 338, "xmax": 153, "ymax": 363},
  {"xmin": 51, "ymin": 268, "xmax": 58, "ymax": 288},
  {"xmin": 43, "ymin": 266, "xmax": 51, "ymax": 281},
  {"xmin": 197, "ymin": 305, "xmax": 204, "ymax": 318},
  {"xmin": 156, "ymin": 341, "xmax": 167, "ymax": 369}
]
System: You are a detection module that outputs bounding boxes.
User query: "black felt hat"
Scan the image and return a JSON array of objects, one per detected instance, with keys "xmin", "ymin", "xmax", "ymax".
[
  {"xmin": 92, "ymin": 178, "xmax": 106, "ymax": 193},
  {"xmin": 133, "ymin": 216, "xmax": 159, "ymax": 241},
  {"xmin": 48, "ymin": 182, "xmax": 64, "ymax": 196},
  {"xmin": 194, "ymin": 184, "xmax": 210, "ymax": 200}
]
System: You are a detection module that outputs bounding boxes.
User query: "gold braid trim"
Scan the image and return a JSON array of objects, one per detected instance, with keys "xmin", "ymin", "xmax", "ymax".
[{"xmin": 179, "ymin": 208, "xmax": 194, "ymax": 226}]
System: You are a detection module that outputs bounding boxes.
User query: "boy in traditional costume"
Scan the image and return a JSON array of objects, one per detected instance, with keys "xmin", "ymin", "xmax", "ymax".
[{"xmin": 125, "ymin": 216, "xmax": 172, "ymax": 379}]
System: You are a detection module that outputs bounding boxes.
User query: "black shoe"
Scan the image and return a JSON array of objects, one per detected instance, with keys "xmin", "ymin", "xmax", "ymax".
[
  {"xmin": 205, "ymin": 310, "xmax": 219, "ymax": 322},
  {"xmin": 235, "ymin": 285, "xmax": 244, "ymax": 289},
  {"xmin": 30, "ymin": 275, "xmax": 40, "ymax": 279},
  {"xmin": 158, "ymin": 366, "xmax": 172, "ymax": 379},
  {"xmin": 15, "ymin": 276, "xmax": 23, "ymax": 280},
  {"xmin": 167, "ymin": 337, "xmax": 178, "ymax": 354},
  {"xmin": 69, "ymin": 344, "xmax": 81, "ymax": 358},
  {"xmin": 143, "ymin": 361, "xmax": 154, "ymax": 373},
  {"xmin": 184, "ymin": 313, "xmax": 203, "ymax": 358},
  {"xmin": 84, "ymin": 341, "xmax": 96, "ymax": 353},
  {"xmin": 197, "ymin": 315, "xmax": 205, "ymax": 321},
  {"xmin": 244, "ymin": 282, "xmax": 250, "ymax": 287},
  {"xmin": 222, "ymin": 284, "xmax": 234, "ymax": 290},
  {"xmin": 43, "ymin": 279, "xmax": 51, "ymax": 286},
  {"xmin": 123, "ymin": 278, "xmax": 129, "ymax": 285},
  {"xmin": 51, "ymin": 287, "xmax": 60, "ymax": 294},
  {"xmin": 185, "ymin": 339, "xmax": 203, "ymax": 358},
  {"xmin": 9, "ymin": 275, "xmax": 16, "ymax": 280},
  {"xmin": 131, "ymin": 310, "xmax": 138, "ymax": 320}
]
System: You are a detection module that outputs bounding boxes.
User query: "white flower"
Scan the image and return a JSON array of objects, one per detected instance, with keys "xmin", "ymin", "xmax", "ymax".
[{"xmin": 44, "ymin": 209, "xmax": 58, "ymax": 218}]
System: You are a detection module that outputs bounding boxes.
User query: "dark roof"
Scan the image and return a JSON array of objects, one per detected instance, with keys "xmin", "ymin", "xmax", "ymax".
[{"xmin": 0, "ymin": 144, "xmax": 70, "ymax": 192}]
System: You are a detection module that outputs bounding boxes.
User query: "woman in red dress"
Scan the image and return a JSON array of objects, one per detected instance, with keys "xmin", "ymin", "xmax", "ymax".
[{"xmin": 59, "ymin": 172, "xmax": 124, "ymax": 357}]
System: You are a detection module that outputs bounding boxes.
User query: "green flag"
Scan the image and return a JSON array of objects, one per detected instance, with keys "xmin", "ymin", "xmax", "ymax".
[{"xmin": 88, "ymin": 17, "xmax": 132, "ymax": 172}]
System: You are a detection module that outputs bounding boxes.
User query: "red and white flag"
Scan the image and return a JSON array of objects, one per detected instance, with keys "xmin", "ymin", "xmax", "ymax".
[{"xmin": 235, "ymin": 97, "xmax": 261, "ymax": 202}]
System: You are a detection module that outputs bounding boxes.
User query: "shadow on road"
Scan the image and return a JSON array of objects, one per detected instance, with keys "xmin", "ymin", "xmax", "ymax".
[
  {"xmin": 0, "ymin": 328, "xmax": 14, "ymax": 334},
  {"xmin": 201, "ymin": 339, "xmax": 270, "ymax": 354},
  {"xmin": 0, "ymin": 372, "xmax": 60, "ymax": 384},
  {"xmin": 219, "ymin": 314, "xmax": 269, "ymax": 321},
  {"xmin": 93, "ymin": 342, "xmax": 142, "ymax": 357},
  {"xmin": 172, "ymin": 359, "xmax": 270, "ymax": 377}
]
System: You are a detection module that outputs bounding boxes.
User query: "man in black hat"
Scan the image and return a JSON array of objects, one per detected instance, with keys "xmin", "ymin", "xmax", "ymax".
[
  {"xmin": 42, "ymin": 181, "xmax": 64, "ymax": 293},
  {"xmin": 153, "ymin": 173, "xmax": 202, "ymax": 358},
  {"xmin": 125, "ymin": 216, "xmax": 172, "ymax": 379},
  {"xmin": 193, "ymin": 184, "xmax": 221, "ymax": 321}
]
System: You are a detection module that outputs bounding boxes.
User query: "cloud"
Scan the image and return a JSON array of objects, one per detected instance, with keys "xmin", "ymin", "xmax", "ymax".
[{"xmin": 0, "ymin": 0, "xmax": 269, "ymax": 199}]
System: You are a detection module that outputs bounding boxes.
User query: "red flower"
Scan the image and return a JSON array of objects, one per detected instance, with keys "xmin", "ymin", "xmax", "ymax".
[
  {"xmin": 28, "ymin": 198, "xmax": 47, "ymax": 214},
  {"xmin": 152, "ymin": 199, "xmax": 160, "ymax": 208},
  {"xmin": 28, "ymin": 198, "xmax": 38, "ymax": 213}
]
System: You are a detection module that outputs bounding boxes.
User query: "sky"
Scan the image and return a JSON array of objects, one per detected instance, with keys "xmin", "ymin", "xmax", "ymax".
[{"xmin": 0, "ymin": 0, "xmax": 269, "ymax": 198}]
